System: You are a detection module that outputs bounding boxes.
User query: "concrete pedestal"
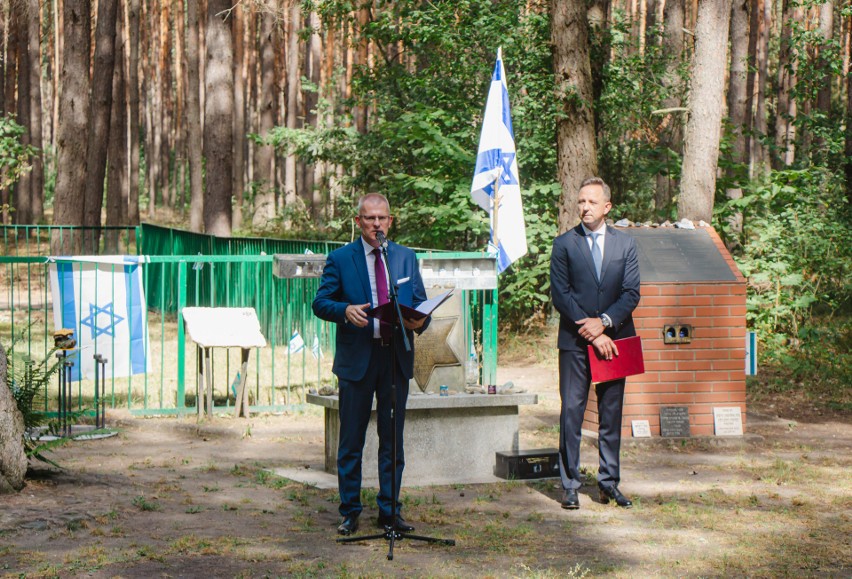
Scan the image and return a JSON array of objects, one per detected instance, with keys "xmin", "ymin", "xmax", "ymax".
[{"xmin": 307, "ymin": 392, "xmax": 538, "ymax": 486}]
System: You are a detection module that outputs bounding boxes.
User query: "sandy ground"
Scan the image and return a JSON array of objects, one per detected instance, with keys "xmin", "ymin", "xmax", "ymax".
[{"xmin": 0, "ymin": 365, "xmax": 850, "ymax": 578}]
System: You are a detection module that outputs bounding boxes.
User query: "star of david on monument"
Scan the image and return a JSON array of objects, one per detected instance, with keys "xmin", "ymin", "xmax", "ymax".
[
  {"xmin": 413, "ymin": 317, "xmax": 460, "ymax": 389},
  {"xmin": 80, "ymin": 302, "xmax": 125, "ymax": 339}
]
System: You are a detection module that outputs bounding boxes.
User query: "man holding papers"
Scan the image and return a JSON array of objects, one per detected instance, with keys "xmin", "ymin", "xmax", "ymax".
[
  {"xmin": 312, "ymin": 193, "xmax": 430, "ymax": 535},
  {"xmin": 550, "ymin": 177, "xmax": 641, "ymax": 509}
]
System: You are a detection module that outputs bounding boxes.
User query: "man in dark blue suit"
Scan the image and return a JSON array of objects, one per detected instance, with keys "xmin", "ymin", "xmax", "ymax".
[
  {"xmin": 550, "ymin": 177, "xmax": 641, "ymax": 509},
  {"xmin": 313, "ymin": 193, "xmax": 429, "ymax": 535}
]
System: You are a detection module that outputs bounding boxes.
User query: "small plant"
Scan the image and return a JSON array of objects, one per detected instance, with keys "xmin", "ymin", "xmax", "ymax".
[
  {"xmin": 131, "ymin": 496, "xmax": 160, "ymax": 512},
  {"xmin": 3, "ymin": 328, "xmax": 69, "ymax": 467}
]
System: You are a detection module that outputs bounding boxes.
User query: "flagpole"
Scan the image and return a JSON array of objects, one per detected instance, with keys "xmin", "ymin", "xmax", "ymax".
[{"xmin": 491, "ymin": 166, "xmax": 501, "ymax": 255}]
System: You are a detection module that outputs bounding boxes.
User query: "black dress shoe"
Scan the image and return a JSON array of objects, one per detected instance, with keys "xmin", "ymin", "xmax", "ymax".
[
  {"xmin": 377, "ymin": 514, "xmax": 415, "ymax": 532},
  {"xmin": 337, "ymin": 513, "xmax": 360, "ymax": 535},
  {"xmin": 599, "ymin": 486, "xmax": 633, "ymax": 508},
  {"xmin": 561, "ymin": 488, "xmax": 580, "ymax": 510}
]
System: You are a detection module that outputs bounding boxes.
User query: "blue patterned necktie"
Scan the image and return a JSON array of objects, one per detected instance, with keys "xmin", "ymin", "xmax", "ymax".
[{"xmin": 590, "ymin": 232, "xmax": 602, "ymax": 281}]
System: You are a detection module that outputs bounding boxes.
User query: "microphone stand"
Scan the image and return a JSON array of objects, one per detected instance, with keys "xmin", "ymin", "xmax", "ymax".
[{"xmin": 337, "ymin": 234, "xmax": 455, "ymax": 560}]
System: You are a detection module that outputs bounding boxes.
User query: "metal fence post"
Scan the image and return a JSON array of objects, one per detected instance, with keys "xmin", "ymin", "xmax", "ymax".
[{"xmin": 176, "ymin": 260, "xmax": 187, "ymax": 412}]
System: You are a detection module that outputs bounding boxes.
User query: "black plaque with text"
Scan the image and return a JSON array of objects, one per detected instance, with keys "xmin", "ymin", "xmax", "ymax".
[{"xmin": 660, "ymin": 406, "xmax": 691, "ymax": 437}]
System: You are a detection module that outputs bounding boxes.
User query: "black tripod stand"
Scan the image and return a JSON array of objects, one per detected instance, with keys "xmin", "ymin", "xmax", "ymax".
[{"xmin": 337, "ymin": 233, "xmax": 455, "ymax": 560}]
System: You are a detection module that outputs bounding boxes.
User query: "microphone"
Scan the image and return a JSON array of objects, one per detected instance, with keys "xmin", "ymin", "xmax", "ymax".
[{"xmin": 376, "ymin": 231, "xmax": 388, "ymax": 249}]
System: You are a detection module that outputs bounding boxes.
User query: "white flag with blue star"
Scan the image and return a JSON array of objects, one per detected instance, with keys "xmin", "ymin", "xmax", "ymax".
[
  {"xmin": 471, "ymin": 47, "xmax": 527, "ymax": 273},
  {"xmin": 49, "ymin": 256, "xmax": 150, "ymax": 381}
]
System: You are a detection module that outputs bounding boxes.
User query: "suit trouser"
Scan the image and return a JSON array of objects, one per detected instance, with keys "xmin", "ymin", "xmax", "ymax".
[
  {"xmin": 558, "ymin": 348, "xmax": 625, "ymax": 491},
  {"xmin": 337, "ymin": 340, "xmax": 408, "ymax": 518}
]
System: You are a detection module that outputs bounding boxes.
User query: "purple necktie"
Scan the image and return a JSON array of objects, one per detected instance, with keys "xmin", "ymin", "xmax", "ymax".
[{"xmin": 373, "ymin": 248, "xmax": 392, "ymax": 340}]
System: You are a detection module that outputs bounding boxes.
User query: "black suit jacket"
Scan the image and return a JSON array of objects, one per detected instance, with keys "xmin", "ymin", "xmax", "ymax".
[{"xmin": 550, "ymin": 225, "xmax": 641, "ymax": 352}]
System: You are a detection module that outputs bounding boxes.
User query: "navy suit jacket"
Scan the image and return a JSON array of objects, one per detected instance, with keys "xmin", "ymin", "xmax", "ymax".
[
  {"xmin": 312, "ymin": 239, "xmax": 428, "ymax": 382},
  {"xmin": 550, "ymin": 225, "xmax": 641, "ymax": 352}
]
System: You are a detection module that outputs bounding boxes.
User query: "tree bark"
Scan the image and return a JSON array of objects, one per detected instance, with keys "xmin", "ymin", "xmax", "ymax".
[
  {"xmin": 185, "ymin": 0, "xmax": 204, "ymax": 232},
  {"xmin": 232, "ymin": 2, "xmax": 245, "ymax": 230},
  {"xmin": 16, "ymin": 8, "xmax": 32, "ymax": 225},
  {"xmin": 774, "ymin": 0, "xmax": 799, "ymax": 167},
  {"xmin": 127, "ymin": 0, "xmax": 141, "ymax": 226},
  {"xmin": 252, "ymin": 6, "xmax": 276, "ymax": 229},
  {"xmin": 52, "ymin": 0, "xmax": 91, "ymax": 253},
  {"xmin": 105, "ymin": 4, "xmax": 127, "ymax": 254},
  {"xmin": 752, "ymin": 0, "xmax": 770, "ymax": 174},
  {"xmin": 816, "ymin": 0, "xmax": 834, "ymax": 116},
  {"xmin": 678, "ymin": 0, "xmax": 732, "ymax": 223},
  {"xmin": 655, "ymin": 0, "xmax": 685, "ymax": 215},
  {"xmin": 847, "ymin": 20, "xmax": 852, "ymax": 203},
  {"xmin": 26, "ymin": 0, "xmax": 44, "ymax": 223},
  {"xmin": 284, "ymin": 1, "xmax": 302, "ymax": 215},
  {"xmin": 552, "ymin": 0, "xmax": 598, "ymax": 234},
  {"xmin": 82, "ymin": 0, "xmax": 118, "ymax": 252},
  {"xmin": 725, "ymin": 0, "xmax": 749, "ymax": 241},
  {"xmin": 203, "ymin": 0, "xmax": 234, "ymax": 236}
]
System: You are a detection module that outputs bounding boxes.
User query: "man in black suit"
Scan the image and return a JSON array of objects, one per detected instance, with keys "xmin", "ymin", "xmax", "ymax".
[{"xmin": 550, "ymin": 177, "xmax": 641, "ymax": 509}]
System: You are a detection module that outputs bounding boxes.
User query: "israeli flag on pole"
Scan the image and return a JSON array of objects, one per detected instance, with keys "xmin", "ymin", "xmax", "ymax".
[
  {"xmin": 288, "ymin": 331, "xmax": 305, "ymax": 354},
  {"xmin": 471, "ymin": 47, "xmax": 527, "ymax": 274},
  {"xmin": 48, "ymin": 256, "xmax": 150, "ymax": 382}
]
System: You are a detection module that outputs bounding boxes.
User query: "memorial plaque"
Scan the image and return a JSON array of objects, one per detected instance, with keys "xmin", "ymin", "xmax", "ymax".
[
  {"xmin": 631, "ymin": 419, "xmax": 651, "ymax": 438},
  {"xmin": 660, "ymin": 406, "xmax": 690, "ymax": 437},
  {"xmin": 713, "ymin": 407, "xmax": 744, "ymax": 436},
  {"xmin": 625, "ymin": 228, "xmax": 737, "ymax": 282}
]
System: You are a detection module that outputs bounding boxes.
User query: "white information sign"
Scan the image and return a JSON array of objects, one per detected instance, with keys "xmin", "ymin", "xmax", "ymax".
[
  {"xmin": 182, "ymin": 307, "xmax": 267, "ymax": 349},
  {"xmin": 631, "ymin": 419, "xmax": 651, "ymax": 438},
  {"xmin": 713, "ymin": 407, "xmax": 744, "ymax": 436}
]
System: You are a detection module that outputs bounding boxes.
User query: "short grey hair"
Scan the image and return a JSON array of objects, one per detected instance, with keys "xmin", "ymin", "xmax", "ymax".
[
  {"xmin": 579, "ymin": 177, "xmax": 611, "ymax": 201},
  {"xmin": 356, "ymin": 193, "xmax": 391, "ymax": 214}
]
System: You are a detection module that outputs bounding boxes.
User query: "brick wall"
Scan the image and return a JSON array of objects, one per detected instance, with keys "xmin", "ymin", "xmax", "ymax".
[{"xmin": 583, "ymin": 227, "xmax": 748, "ymax": 437}]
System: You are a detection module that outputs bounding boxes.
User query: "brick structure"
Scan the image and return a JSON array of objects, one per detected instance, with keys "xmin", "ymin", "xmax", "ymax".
[{"xmin": 583, "ymin": 226, "xmax": 747, "ymax": 437}]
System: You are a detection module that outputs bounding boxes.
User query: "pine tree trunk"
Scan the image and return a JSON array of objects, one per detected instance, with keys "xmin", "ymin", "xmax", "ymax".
[
  {"xmin": 105, "ymin": 5, "xmax": 127, "ymax": 254},
  {"xmin": 16, "ymin": 9, "xmax": 32, "ymax": 226},
  {"xmin": 775, "ymin": 0, "xmax": 799, "ymax": 167},
  {"xmin": 725, "ymin": 0, "xmax": 749, "ymax": 241},
  {"xmin": 2, "ymin": 7, "xmax": 19, "ymax": 224},
  {"xmin": 752, "ymin": 0, "xmax": 770, "ymax": 174},
  {"xmin": 552, "ymin": 0, "xmax": 599, "ymax": 234},
  {"xmin": 252, "ymin": 6, "xmax": 276, "ymax": 229},
  {"xmin": 82, "ymin": 0, "xmax": 118, "ymax": 252},
  {"xmin": 655, "ymin": 0, "xmax": 684, "ymax": 215},
  {"xmin": 127, "ymin": 0, "xmax": 141, "ymax": 226},
  {"xmin": 678, "ymin": 0, "xmax": 732, "ymax": 223},
  {"xmin": 284, "ymin": 1, "xmax": 302, "ymax": 215},
  {"xmin": 232, "ymin": 3, "xmax": 245, "ymax": 230},
  {"xmin": 846, "ymin": 26, "xmax": 852, "ymax": 203},
  {"xmin": 185, "ymin": 0, "xmax": 204, "ymax": 232},
  {"xmin": 27, "ymin": 0, "xmax": 44, "ymax": 223},
  {"xmin": 203, "ymin": 0, "xmax": 234, "ymax": 236},
  {"xmin": 52, "ymin": 0, "xmax": 91, "ymax": 253}
]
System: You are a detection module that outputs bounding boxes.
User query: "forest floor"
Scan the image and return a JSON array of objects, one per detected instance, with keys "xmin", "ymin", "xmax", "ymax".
[{"xmin": 0, "ymin": 358, "xmax": 850, "ymax": 577}]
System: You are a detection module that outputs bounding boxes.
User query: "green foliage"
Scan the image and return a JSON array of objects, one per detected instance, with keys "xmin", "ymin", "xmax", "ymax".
[
  {"xmin": 593, "ymin": 13, "xmax": 686, "ymax": 220},
  {"xmin": 3, "ymin": 328, "xmax": 67, "ymax": 466},
  {"xmin": 0, "ymin": 114, "xmax": 38, "ymax": 191},
  {"xmin": 718, "ymin": 169, "xmax": 851, "ymax": 341},
  {"xmin": 269, "ymin": 1, "xmax": 557, "ymax": 324}
]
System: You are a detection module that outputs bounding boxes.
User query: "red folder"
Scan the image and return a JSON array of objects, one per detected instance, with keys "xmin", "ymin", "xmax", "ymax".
[{"xmin": 587, "ymin": 336, "xmax": 645, "ymax": 383}]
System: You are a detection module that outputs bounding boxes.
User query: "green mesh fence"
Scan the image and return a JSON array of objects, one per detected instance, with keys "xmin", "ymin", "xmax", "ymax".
[{"xmin": 0, "ymin": 224, "xmax": 497, "ymax": 416}]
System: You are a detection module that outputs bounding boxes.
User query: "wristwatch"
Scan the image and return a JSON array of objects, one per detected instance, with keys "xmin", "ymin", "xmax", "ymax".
[{"xmin": 600, "ymin": 316, "xmax": 611, "ymax": 328}]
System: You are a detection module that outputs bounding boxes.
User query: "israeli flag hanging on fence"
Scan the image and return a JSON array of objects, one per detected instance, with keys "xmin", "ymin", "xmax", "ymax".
[
  {"xmin": 471, "ymin": 47, "xmax": 528, "ymax": 274},
  {"xmin": 48, "ymin": 256, "xmax": 150, "ymax": 382}
]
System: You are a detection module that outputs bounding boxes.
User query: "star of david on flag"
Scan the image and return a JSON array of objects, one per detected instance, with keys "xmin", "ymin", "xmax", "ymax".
[
  {"xmin": 49, "ymin": 256, "xmax": 150, "ymax": 382},
  {"xmin": 471, "ymin": 47, "xmax": 528, "ymax": 273}
]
